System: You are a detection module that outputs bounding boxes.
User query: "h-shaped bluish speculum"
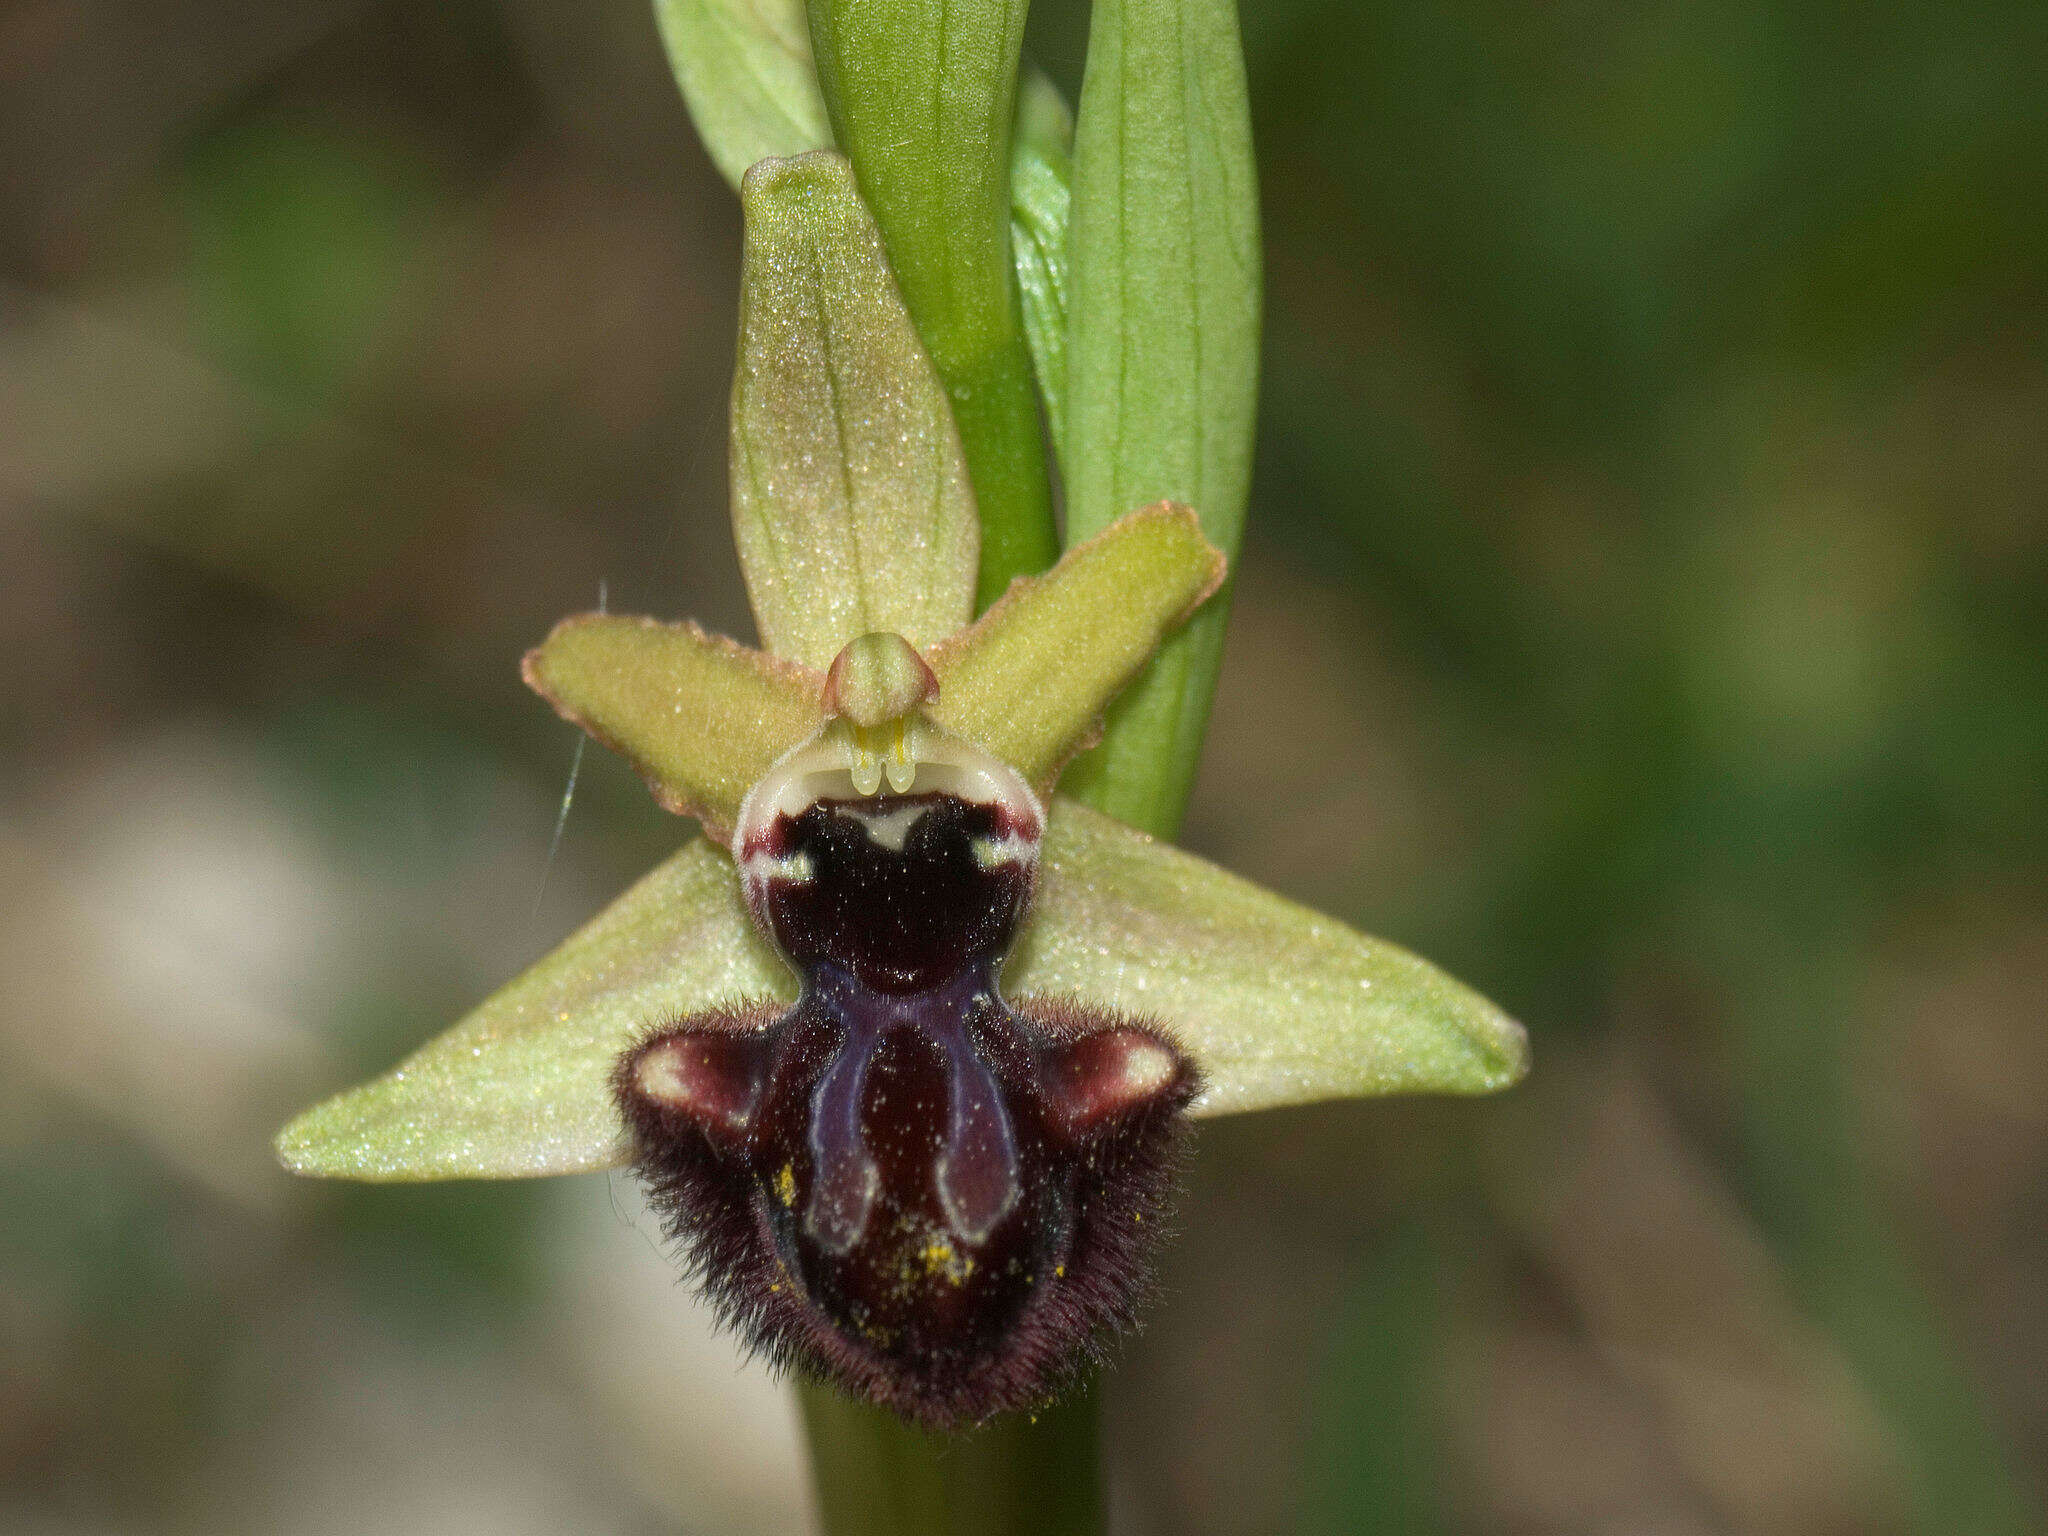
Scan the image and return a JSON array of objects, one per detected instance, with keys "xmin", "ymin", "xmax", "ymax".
[
  {"xmin": 799, "ymin": 966, "xmax": 1025, "ymax": 1257},
  {"xmin": 613, "ymin": 638, "xmax": 1200, "ymax": 1427}
]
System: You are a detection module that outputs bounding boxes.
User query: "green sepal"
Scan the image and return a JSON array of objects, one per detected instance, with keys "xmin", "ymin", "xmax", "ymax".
[
  {"xmin": 653, "ymin": 0, "xmax": 833, "ymax": 188},
  {"xmin": 275, "ymin": 840, "xmax": 791, "ymax": 1180},
  {"xmin": 275, "ymin": 793, "xmax": 1523, "ymax": 1182},
  {"xmin": 926, "ymin": 504, "xmax": 1224, "ymax": 793},
  {"xmin": 522, "ymin": 614, "xmax": 823, "ymax": 844},
  {"xmin": 1009, "ymin": 67, "xmax": 1074, "ymax": 457},
  {"xmin": 1009, "ymin": 800, "xmax": 1529, "ymax": 1112},
  {"xmin": 733, "ymin": 151, "xmax": 981, "ymax": 669}
]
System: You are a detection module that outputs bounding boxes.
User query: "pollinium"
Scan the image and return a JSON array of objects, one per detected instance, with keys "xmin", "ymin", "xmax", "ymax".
[{"xmin": 614, "ymin": 712, "xmax": 1197, "ymax": 1428}]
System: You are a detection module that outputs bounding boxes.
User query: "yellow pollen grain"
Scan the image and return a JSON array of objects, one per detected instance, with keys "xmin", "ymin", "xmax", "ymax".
[
  {"xmin": 917, "ymin": 1239, "xmax": 975, "ymax": 1285},
  {"xmin": 775, "ymin": 1163, "xmax": 797, "ymax": 1207}
]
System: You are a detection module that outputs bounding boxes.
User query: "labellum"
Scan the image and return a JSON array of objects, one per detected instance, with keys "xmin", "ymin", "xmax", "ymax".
[{"xmin": 615, "ymin": 635, "xmax": 1197, "ymax": 1427}]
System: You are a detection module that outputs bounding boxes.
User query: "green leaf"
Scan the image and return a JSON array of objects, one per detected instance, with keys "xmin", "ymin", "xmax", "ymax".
[
  {"xmin": 1060, "ymin": 0, "xmax": 1261, "ymax": 838},
  {"xmin": 653, "ymin": 0, "xmax": 833, "ymax": 188},
  {"xmin": 1063, "ymin": 0, "xmax": 1259, "ymax": 552},
  {"xmin": 805, "ymin": 0, "xmax": 1058, "ymax": 606},
  {"xmin": 733, "ymin": 152, "xmax": 981, "ymax": 669},
  {"xmin": 275, "ymin": 840, "xmax": 789, "ymax": 1180},
  {"xmin": 522, "ymin": 613, "xmax": 823, "ymax": 844},
  {"xmin": 1009, "ymin": 68, "xmax": 1073, "ymax": 456},
  {"xmin": 927, "ymin": 504, "xmax": 1224, "ymax": 793},
  {"xmin": 1007, "ymin": 800, "xmax": 1529, "ymax": 1111}
]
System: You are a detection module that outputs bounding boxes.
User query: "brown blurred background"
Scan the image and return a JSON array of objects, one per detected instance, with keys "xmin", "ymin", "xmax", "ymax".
[{"xmin": 3, "ymin": 2, "xmax": 2045, "ymax": 1532}]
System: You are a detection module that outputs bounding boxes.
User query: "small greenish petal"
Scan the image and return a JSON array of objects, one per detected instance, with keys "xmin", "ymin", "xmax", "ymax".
[
  {"xmin": 926, "ymin": 504, "xmax": 1224, "ymax": 792},
  {"xmin": 1006, "ymin": 799, "xmax": 1529, "ymax": 1112},
  {"xmin": 523, "ymin": 613, "xmax": 822, "ymax": 845},
  {"xmin": 1009, "ymin": 67, "xmax": 1073, "ymax": 459},
  {"xmin": 653, "ymin": 0, "xmax": 833, "ymax": 188},
  {"xmin": 733, "ymin": 152, "xmax": 980, "ymax": 669},
  {"xmin": 276, "ymin": 841, "xmax": 792, "ymax": 1180}
]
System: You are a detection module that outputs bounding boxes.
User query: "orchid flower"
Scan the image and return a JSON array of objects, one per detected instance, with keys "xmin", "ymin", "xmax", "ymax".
[{"xmin": 276, "ymin": 152, "xmax": 1524, "ymax": 1430}]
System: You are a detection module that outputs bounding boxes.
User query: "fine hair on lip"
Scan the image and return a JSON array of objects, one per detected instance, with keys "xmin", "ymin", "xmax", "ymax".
[
  {"xmin": 616, "ymin": 993, "xmax": 1198, "ymax": 1427},
  {"xmin": 615, "ymin": 748, "xmax": 1198, "ymax": 1427}
]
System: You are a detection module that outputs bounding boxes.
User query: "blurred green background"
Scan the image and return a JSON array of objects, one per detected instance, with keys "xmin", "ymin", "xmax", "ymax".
[{"xmin": 3, "ymin": 2, "xmax": 2044, "ymax": 1532}]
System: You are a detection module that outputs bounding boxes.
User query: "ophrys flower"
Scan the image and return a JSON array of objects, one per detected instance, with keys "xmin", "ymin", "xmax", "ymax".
[{"xmin": 277, "ymin": 152, "xmax": 1526, "ymax": 1429}]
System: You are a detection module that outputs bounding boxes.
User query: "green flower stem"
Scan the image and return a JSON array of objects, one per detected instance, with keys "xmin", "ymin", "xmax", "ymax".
[
  {"xmin": 797, "ymin": 0, "xmax": 1255, "ymax": 1526},
  {"xmin": 795, "ymin": 6, "xmax": 1097, "ymax": 1529},
  {"xmin": 805, "ymin": 0, "xmax": 1059, "ymax": 605},
  {"xmin": 1059, "ymin": 0, "xmax": 1261, "ymax": 839},
  {"xmin": 801, "ymin": 1379, "xmax": 1105, "ymax": 1536}
]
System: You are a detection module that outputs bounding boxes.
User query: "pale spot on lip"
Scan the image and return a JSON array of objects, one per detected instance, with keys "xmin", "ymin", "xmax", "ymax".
[
  {"xmin": 1116, "ymin": 1040, "xmax": 1178, "ymax": 1099},
  {"xmin": 635, "ymin": 1042, "xmax": 699, "ymax": 1107},
  {"xmin": 842, "ymin": 801, "xmax": 929, "ymax": 852},
  {"xmin": 742, "ymin": 848, "xmax": 816, "ymax": 891},
  {"xmin": 972, "ymin": 832, "xmax": 1036, "ymax": 870},
  {"xmin": 634, "ymin": 1039, "xmax": 754, "ymax": 1131}
]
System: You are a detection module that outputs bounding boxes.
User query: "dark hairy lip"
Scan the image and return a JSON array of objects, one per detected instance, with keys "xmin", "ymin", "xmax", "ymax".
[{"xmin": 613, "ymin": 782, "xmax": 1198, "ymax": 1427}]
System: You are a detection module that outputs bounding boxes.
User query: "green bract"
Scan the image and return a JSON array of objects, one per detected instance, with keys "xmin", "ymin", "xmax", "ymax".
[
  {"xmin": 1060, "ymin": 0, "xmax": 1262, "ymax": 838},
  {"xmin": 278, "ymin": 147, "xmax": 1526, "ymax": 1184},
  {"xmin": 652, "ymin": 0, "xmax": 831, "ymax": 186},
  {"xmin": 1008, "ymin": 68, "xmax": 1074, "ymax": 458}
]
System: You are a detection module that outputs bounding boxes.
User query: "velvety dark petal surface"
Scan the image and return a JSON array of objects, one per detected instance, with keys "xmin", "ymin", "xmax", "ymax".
[{"xmin": 618, "ymin": 996, "xmax": 1195, "ymax": 1427}]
